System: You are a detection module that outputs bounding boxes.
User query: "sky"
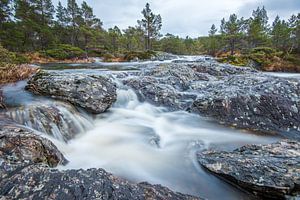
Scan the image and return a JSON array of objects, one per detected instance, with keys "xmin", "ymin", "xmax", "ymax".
[{"xmin": 53, "ymin": 0, "xmax": 300, "ymax": 38}]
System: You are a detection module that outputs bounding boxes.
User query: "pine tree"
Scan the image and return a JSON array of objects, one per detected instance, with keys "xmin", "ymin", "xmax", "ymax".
[
  {"xmin": 223, "ymin": 14, "xmax": 245, "ymax": 55},
  {"xmin": 271, "ymin": 16, "xmax": 292, "ymax": 53},
  {"xmin": 208, "ymin": 24, "xmax": 218, "ymax": 56},
  {"xmin": 32, "ymin": 0, "xmax": 55, "ymax": 49},
  {"xmin": 289, "ymin": 13, "xmax": 300, "ymax": 53},
  {"xmin": 138, "ymin": 3, "xmax": 162, "ymax": 50},
  {"xmin": 67, "ymin": 0, "xmax": 82, "ymax": 45},
  {"xmin": 56, "ymin": 1, "xmax": 68, "ymax": 26},
  {"xmin": 0, "ymin": 0, "xmax": 11, "ymax": 25},
  {"xmin": 79, "ymin": 1, "xmax": 102, "ymax": 49},
  {"xmin": 247, "ymin": 6, "xmax": 270, "ymax": 47},
  {"xmin": 108, "ymin": 26, "xmax": 122, "ymax": 52}
]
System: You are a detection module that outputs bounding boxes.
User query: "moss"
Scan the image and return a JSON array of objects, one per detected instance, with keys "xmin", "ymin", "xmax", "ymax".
[
  {"xmin": 44, "ymin": 44, "xmax": 85, "ymax": 60},
  {"xmin": 123, "ymin": 50, "xmax": 157, "ymax": 61},
  {"xmin": 218, "ymin": 55, "xmax": 248, "ymax": 66}
]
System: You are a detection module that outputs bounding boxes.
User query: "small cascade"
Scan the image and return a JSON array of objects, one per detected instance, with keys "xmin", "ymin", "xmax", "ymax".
[{"xmin": 5, "ymin": 102, "xmax": 94, "ymax": 142}]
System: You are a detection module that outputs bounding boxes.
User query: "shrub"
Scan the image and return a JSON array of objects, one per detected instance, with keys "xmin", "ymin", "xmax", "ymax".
[
  {"xmin": 0, "ymin": 44, "xmax": 29, "ymax": 67},
  {"xmin": 123, "ymin": 50, "xmax": 156, "ymax": 61},
  {"xmin": 251, "ymin": 47, "xmax": 277, "ymax": 55},
  {"xmin": 45, "ymin": 44, "xmax": 85, "ymax": 60}
]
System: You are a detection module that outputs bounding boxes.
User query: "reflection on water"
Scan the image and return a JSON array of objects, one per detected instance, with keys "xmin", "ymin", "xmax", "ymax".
[{"xmin": 52, "ymin": 87, "xmax": 279, "ymax": 200}]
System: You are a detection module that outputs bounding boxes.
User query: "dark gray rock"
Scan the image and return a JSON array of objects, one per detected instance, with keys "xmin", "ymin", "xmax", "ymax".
[
  {"xmin": 198, "ymin": 140, "xmax": 300, "ymax": 199},
  {"xmin": 0, "ymin": 120, "xmax": 200, "ymax": 200},
  {"xmin": 151, "ymin": 52, "xmax": 179, "ymax": 61},
  {"xmin": 26, "ymin": 71, "xmax": 117, "ymax": 114},
  {"xmin": 190, "ymin": 61, "xmax": 257, "ymax": 76},
  {"xmin": 191, "ymin": 74, "xmax": 300, "ymax": 140},
  {"xmin": 124, "ymin": 76, "xmax": 197, "ymax": 110},
  {"xmin": 122, "ymin": 62, "xmax": 300, "ymax": 140},
  {"xmin": 0, "ymin": 125, "xmax": 68, "ymax": 167},
  {"xmin": 5, "ymin": 102, "xmax": 93, "ymax": 142},
  {"xmin": 0, "ymin": 161, "xmax": 200, "ymax": 200}
]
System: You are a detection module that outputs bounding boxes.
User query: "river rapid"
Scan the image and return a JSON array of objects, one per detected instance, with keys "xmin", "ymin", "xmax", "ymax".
[{"xmin": 2, "ymin": 56, "xmax": 284, "ymax": 200}]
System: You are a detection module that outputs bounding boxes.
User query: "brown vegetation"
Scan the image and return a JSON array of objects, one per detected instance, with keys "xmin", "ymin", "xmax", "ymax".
[
  {"xmin": 26, "ymin": 52, "xmax": 95, "ymax": 64},
  {"xmin": 0, "ymin": 64, "xmax": 39, "ymax": 109}
]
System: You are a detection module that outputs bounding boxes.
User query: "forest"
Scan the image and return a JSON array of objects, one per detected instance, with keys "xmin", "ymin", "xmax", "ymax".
[{"xmin": 0, "ymin": 0, "xmax": 300, "ymax": 69}]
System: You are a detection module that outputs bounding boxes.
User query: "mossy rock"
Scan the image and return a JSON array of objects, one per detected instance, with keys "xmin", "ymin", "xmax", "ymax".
[{"xmin": 123, "ymin": 51, "xmax": 157, "ymax": 61}]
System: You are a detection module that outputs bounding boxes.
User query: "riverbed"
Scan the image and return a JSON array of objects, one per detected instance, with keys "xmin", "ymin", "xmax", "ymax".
[{"xmin": 2, "ymin": 56, "xmax": 287, "ymax": 200}]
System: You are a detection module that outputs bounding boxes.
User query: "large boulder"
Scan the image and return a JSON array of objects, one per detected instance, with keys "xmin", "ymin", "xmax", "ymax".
[
  {"xmin": 26, "ymin": 71, "xmax": 117, "ymax": 114},
  {"xmin": 124, "ymin": 76, "xmax": 196, "ymax": 110},
  {"xmin": 0, "ymin": 125, "xmax": 68, "ymax": 167},
  {"xmin": 198, "ymin": 140, "xmax": 300, "ymax": 199},
  {"xmin": 5, "ymin": 102, "xmax": 93, "ymax": 142},
  {"xmin": 0, "ymin": 161, "xmax": 200, "ymax": 200},
  {"xmin": 122, "ymin": 64, "xmax": 207, "ymax": 110},
  {"xmin": 191, "ymin": 74, "xmax": 300, "ymax": 140}
]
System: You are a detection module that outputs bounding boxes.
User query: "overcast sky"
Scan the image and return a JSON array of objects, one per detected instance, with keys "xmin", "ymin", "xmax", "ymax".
[{"xmin": 53, "ymin": 0, "xmax": 300, "ymax": 38}]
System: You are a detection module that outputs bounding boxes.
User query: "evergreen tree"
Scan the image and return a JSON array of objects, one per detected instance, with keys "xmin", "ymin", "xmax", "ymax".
[
  {"xmin": 79, "ymin": 1, "xmax": 102, "ymax": 49},
  {"xmin": 289, "ymin": 13, "xmax": 300, "ymax": 53},
  {"xmin": 32, "ymin": 0, "xmax": 55, "ymax": 49},
  {"xmin": 247, "ymin": 6, "xmax": 269, "ymax": 47},
  {"xmin": 14, "ymin": 0, "xmax": 37, "ymax": 51},
  {"xmin": 138, "ymin": 3, "xmax": 162, "ymax": 50},
  {"xmin": 223, "ymin": 14, "xmax": 245, "ymax": 55},
  {"xmin": 0, "ymin": 0, "xmax": 11, "ymax": 25},
  {"xmin": 123, "ymin": 26, "xmax": 144, "ymax": 51},
  {"xmin": 56, "ymin": 1, "xmax": 68, "ymax": 26},
  {"xmin": 271, "ymin": 16, "xmax": 292, "ymax": 53},
  {"xmin": 108, "ymin": 26, "xmax": 122, "ymax": 52},
  {"xmin": 208, "ymin": 24, "xmax": 218, "ymax": 56},
  {"xmin": 67, "ymin": 0, "xmax": 82, "ymax": 45}
]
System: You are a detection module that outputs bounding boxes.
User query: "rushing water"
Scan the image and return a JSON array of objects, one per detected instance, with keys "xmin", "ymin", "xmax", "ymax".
[{"xmin": 2, "ymin": 56, "xmax": 284, "ymax": 200}]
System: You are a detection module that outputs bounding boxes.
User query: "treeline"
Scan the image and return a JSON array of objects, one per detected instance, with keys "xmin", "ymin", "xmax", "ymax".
[
  {"xmin": 0, "ymin": 1, "xmax": 299, "ymax": 59},
  {"xmin": 202, "ymin": 7, "xmax": 300, "ymax": 56},
  {"xmin": 0, "ymin": 0, "xmax": 162, "ymax": 55}
]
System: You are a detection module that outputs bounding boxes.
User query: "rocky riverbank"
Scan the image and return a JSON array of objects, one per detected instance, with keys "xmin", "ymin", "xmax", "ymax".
[
  {"xmin": 122, "ymin": 60, "xmax": 300, "ymax": 140},
  {"xmin": 1, "ymin": 57, "xmax": 300, "ymax": 199},
  {"xmin": 0, "ymin": 124, "xmax": 200, "ymax": 200},
  {"xmin": 26, "ymin": 71, "xmax": 117, "ymax": 114},
  {"xmin": 198, "ymin": 140, "xmax": 300, "ymax": 199}
]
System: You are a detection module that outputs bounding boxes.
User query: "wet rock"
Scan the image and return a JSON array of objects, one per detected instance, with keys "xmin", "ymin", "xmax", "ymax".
[
  {"xmin": 124, "ymin": 76, "xmax": 196, "ymax": 110},
  {"xmin": 190, "ymin": 61, "xmax": 257, "ymax": 76},
  {"xmin": 5, "ymin": 102, "xmax": 93, "ymax": 142},
  {"xmin": 0, "ymin": 125, "xmax": 67, "ymax": 167},
  {"xmin": 0, "ymin": 161, "xmax": 200, "ymax": 200},
  {"xmin": 26, "ymin": 71, "xmax": 117, "ymax": 114},
  {"xmin": 198, "ymin": 140, "xmax": 300, "ymax": 199},
  {"xmin": 151, "ymin": 52, "xmax": 179, "ymax": 61},
  {"xmin": 191, "ymin": 74, "xmax": 300, "ymax": 140},
  {"xmin": 121, "ymin": 61, "xmax": 300, "ymax": 139}
]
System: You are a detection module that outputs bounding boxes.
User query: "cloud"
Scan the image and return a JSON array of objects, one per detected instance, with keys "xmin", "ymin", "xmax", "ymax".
[
  {"xmin": 52, "ymin": 0, "xmax": 299, "ymax": 37},
  {"xmin": 238, "ymin": 0, "xmax": 300, "ymax": 22}
]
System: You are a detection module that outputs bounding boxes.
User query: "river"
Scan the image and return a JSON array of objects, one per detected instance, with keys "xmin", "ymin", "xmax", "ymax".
[{"xmin": 2, "ymin": 56, "xmax": 283, "ymax": 200}]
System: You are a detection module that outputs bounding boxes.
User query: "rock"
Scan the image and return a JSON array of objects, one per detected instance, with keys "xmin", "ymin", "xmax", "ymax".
[
  {"xmin": 26, "ymin": 71, "xmax": 117, "ymax": 114},
  {"xmin": 151, "ymin": 52, "xmax": 179, "ymax": 61},
  {"xmin": 0, "ymin": 125, "xmax": 68, "ymax": 167},
  {"xmin": 0, "ymin": 161, "xmax": 200, "ymax": 200},
  {"xmin": 5, "ymin": 102, "xmax": 93, "ymax": 142},
  {"xmin": 122, "ymin": 63, "xmax": 208, "ymax": 110},
  {"xmin": 122, "ymin": 62, "xmax": 300, "ymax": 140},
  {"xmin": 191, "ymin": 74, "xmax": 300, "ymax": 140},
  {"xmin": 0, "ymin": 122, "xmax": 200, "ymax": 200},
  {"xmin": 190, "ymin": 61, "xmax": 257, "ymax": 76},
  {"xmin": 197, "ymin": 140, "xmax": 300, "ymax": 199}
]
